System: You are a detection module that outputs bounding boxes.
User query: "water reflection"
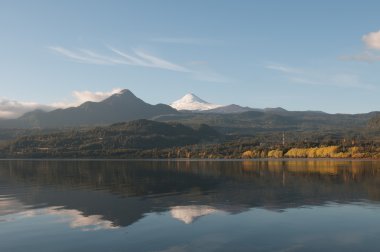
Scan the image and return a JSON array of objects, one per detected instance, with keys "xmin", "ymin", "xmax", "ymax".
[
  {"xmin": 1, "ymin": 159, "xmax": 380, "ymax": 230},
  {"xmin": 170, "ymin": 205, "xmax": 220, "ymax": 224},
  {"xmin": 0, "ymin": 200, "xmax": 118, "ymax": 231}
]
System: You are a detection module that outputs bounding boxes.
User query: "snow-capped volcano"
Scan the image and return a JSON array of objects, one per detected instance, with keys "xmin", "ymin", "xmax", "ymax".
[
  {"xmin": 170, "ymin": 205, "xmax": 219, "ymax": 224},
  {"xmin": 170, "ymin": 93, "xmax": 222, "ymax": 111}
]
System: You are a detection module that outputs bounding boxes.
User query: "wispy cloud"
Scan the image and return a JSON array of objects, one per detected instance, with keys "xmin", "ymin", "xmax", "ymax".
[
  {"xmin": 266, "ymin": 64, "xmax": 303, "ymax": 74},
  {"xmin": 330, "ymin": 74, "xmax": 374, "ymax": 89},
  {"xmin": 340, "ymin": 51, "xmax": 380, "ymax": 63},
  {"xmin": 290, "ymin": 74, "xmax": 375, "ymax": 89},
  {"xmin": 49, "ymin": 47, "xmax": 113, "ymax": 65},
  {"xmin": 49, "ymin": 46, "xmax": 190, "ymax": 72},
  {"xmin": 267, "ymin": 63, "xmax": 375, "ymax": 90},
  {"xmin": 108, "ymin": 47, "xmax": 150, "ymax": 66},
  {"xmin": 151, "ymin": 37, "xmax": 222, "ymax": 45},
  {"xmin": 50, "ymin": 45, "xmax": 229, "ymax": 83},
  {"xmin": 290, "ymin": 77, "xmax": 320, "ymax": 86},
  {"xmin": 134, "ymin": 50, "xmax": 191, "ymax": 72},
  {"xmin": 0, "ymin": 88, "xmax": 123, "ymax": 118},
  {"xmin": 109, "ymin": 47, "xmax": 191, "ymax": 72}
]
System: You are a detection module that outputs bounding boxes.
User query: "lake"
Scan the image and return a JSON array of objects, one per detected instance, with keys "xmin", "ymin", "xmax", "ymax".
[{"xmin": 1, "ymin": 159, "xmax": 380, "ymax": 251}]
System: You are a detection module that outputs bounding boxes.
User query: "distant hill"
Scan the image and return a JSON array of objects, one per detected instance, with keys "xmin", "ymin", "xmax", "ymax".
[
  {"xmin": 368, "ymin": 115, "xmax": 380, "ymax": 130},
  {"xmin": 203, "ymin": 104, "xmax": 257, "ymax": 114},
  {"xmin": 156, "ymin": 109, "xmax": 380, "ymax": 136},
  {"xmin": 2, "ymin": 119, "xmax": 221, "ymax": 157},
  {"xmin": 0, "ymin": 89, "xmax": 178, "ymax": 128}
]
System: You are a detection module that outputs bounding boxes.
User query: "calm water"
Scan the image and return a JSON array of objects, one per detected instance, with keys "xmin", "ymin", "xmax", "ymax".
[{"xmin": 1, "ymin": 160, "xmax": 380, "ymax": 251}]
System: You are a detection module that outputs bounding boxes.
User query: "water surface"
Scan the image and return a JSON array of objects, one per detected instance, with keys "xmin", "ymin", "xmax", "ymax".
[{"xmin": 1, "ymin": 159, "xmax": 380, "ymax": 251}]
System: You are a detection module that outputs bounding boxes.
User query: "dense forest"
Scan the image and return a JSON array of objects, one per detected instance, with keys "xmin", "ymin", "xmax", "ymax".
[{"xmin": 0, "ymin": 118, "xmax": 380, "ymax": 159}]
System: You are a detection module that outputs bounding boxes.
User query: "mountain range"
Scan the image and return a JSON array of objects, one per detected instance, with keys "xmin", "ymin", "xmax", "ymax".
[
  {"xmin": 0, "ymin": 89, "xmax": 177, "ymax": 128},
  {"xmin": 0, "ymin": 89, "xmax": 379, "ymax": 137}
]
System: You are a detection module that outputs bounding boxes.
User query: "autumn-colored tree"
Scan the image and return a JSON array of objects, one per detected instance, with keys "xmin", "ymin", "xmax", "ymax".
[{"xmin": 268, "ymin": 150, "xmax": 283, "ymax": 158}]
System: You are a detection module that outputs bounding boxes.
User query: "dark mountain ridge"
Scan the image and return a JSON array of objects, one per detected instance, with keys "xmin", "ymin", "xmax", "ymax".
[{"xmin": 0, "ymin": 89, "xmax": 178, "ymax": 128}]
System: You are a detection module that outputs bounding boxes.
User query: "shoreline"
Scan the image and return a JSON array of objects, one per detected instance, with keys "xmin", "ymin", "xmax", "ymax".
[{"xmin": 0, "ymin": 157, "xmax": 379, "ymax": 162}]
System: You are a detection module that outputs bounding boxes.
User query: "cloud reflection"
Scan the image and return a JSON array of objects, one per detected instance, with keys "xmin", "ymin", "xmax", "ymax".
[{"xmin": 0, "ymin": 197, "xmax": 118, "ymax": 231}]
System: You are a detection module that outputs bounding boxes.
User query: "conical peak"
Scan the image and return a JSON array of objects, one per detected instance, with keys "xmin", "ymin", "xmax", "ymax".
[
  {"xmin": 180, "ymin": 93, "xmax": 208, "ymax": 104},
  {"xmin": 117, "ymin": 89, "xmax": 133, "ymax": 95},
  {"xmin": 170, "ymin": 93, "xmax": 222, "ymax": 111}
]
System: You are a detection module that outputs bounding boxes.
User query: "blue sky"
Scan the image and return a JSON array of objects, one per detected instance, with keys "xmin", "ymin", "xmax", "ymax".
[{"xmin": 1, "ymin": 0, "xmax": 380, "ymax": 117}]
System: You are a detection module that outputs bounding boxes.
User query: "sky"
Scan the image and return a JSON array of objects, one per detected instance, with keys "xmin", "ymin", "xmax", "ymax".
[{"xmin": 1, "ymin": 0, "xmax": 380, "ymax": 117}]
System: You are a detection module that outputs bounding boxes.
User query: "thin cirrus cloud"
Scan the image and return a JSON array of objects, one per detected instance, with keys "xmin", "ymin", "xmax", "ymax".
[
  {"xmin": 151, "ymin": 37, "xmax": 222, "ymax": 45},
  {"xmin": 49, "ymin": 46, "xmax": 229, "ymax": 83},
  {"xmin": 49, "ymin": 46, "xmax": 190, "ymax": 72},
  {"xmin": 341, "ymin": 29, "xmax": 380, "ymax": 62},
  {"xmin": 267, "ymin": 63, "xmax": 375, "ymax": 90},
  {"xmin": 0, "ymin": 88, "xmax": 123, "ymax": 119},
  {"xmin": 290, "ymin": 75, "xmax": 375, "ymax": 90},
  {"xmin": 265, "ymin": 64, "xmax": 303, "ymax": 74},
  {"xmin": 340, "ymin": 51, "xmax": 380, "ymax": 62}
]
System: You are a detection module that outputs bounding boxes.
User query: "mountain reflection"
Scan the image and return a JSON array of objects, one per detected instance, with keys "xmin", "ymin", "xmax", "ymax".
[
  {"xmin": 1, "ymin": 159, "xmax": 380, "ymax": 229},
  {"xmin": 170, "ymin": 205, "xmax": 220, "ymax": 224}
]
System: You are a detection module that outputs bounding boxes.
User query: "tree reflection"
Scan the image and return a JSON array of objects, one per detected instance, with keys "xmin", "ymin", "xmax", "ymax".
[{"xmin": 1, "ymin": 160, "xmax": 380, "ymax": 228}]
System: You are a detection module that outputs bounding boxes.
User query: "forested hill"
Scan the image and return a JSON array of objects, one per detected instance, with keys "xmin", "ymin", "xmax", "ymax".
[
  {"xmin": 368, "ymin": 115, "xmax": 380, "ymax": 130},
  {"xmin": 1, "ymin": 119, "xmax": 221, "ymax": 158},
  {"xmin": 156, "ymin": 110, "xmax": 380, "ymax": 135},
  {"xmin": 2, "ymin": 117, "xmax": 380, "ymax": 159}
]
